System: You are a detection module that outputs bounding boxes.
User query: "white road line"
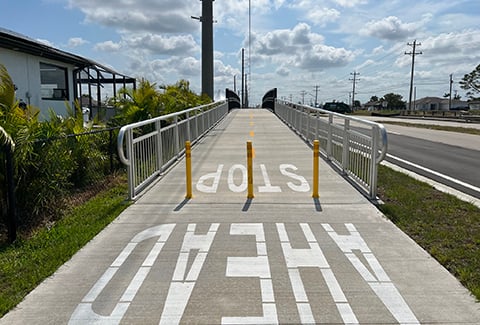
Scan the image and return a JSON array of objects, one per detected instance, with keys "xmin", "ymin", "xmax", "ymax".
[{"xmin": 387, "ymin": 154, "xmax": 480, "ymax": 194}]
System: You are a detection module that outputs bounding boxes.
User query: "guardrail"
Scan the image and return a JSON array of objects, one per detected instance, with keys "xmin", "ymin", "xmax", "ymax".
[
  {"xmin": 274, "ymin": 100, "xmax": 388, "ymax": 199},
  {"xmin": 118, "ymin": 101, "xmax": 229, "ymax": 200}
]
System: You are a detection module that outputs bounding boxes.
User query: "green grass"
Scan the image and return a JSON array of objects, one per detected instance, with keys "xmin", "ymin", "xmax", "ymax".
[
  {"xmin": 0, "ymin": 176, "xmax": 130, "ymax": 317},
  {"xmin": 377, "ymin": 120, "xmax": 480, "ymax": 136},
  {"xmin": 377, "ymin": 165, "xmax": 480, "ymax": 300}
]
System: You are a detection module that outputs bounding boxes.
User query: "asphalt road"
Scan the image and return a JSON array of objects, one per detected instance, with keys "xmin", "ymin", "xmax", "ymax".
[
  {"xmin": 385, "ymin": 133, "xmax": 480, "ymax": 198},
  {"xmin": 364, "ymin": 117, "xmax": 480, "ymax": 199}
]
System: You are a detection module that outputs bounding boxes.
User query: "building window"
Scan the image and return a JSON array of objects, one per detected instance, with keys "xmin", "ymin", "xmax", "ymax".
[{"xmin": 40, "ymin": 63, "xmax": 68, "ymax": 100}]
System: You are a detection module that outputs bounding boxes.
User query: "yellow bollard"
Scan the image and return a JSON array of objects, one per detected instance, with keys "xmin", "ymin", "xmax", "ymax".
[
  {"xmin": 247, "ymin": 141, "xmax": 254, "ymax": 199},
  {"xmin": 185, "ymin": 141, "xmax": 193, "ymax": 199},
  {"xmin": 312, "ymin": 140, "xmax": 319, "ymax": 198}
]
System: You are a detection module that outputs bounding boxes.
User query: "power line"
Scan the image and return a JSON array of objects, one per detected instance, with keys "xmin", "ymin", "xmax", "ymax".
[{"xmin": 405, "ymin": 40, "xmax": 422, "ymax": 110}]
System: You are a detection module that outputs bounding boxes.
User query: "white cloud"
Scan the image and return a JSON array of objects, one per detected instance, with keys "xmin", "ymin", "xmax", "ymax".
[
  {"xmin": 95, "ymin": 40, "xmax": 121, "ymax": 52},
  {"xmin": 126, "ymin": 34, "xmax": 198, "ymax": 56},
  {"xmin": 290, "ymin": 1, "xmax": 340, "ymax": 26},
  {"xmin": 334, "ymin": 0, "xmax": 368, "ymax": 7},
  {"xmin": 68, "ymin": 0, "xmax": 197, "ymax": 34},
  {"xmin": 67, "ymin": 37, "xmax": 88, "ymax": 48},
  {"xmin": 252, "ymin": 23, "xmax": 354, "ymax": 70},
  {"xmin": 361, "ymin": 16, "xmax": 419, "ymax": 41}
]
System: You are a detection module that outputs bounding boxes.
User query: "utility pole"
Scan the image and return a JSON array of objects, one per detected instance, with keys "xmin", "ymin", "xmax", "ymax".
[
  {"xmin": 300, "ymin": 90, "xmax": 307, "ymax": 105},
  {"xmin": 350, "ymin": 71, "xmax": 359, "ymax": 110},
  {"xmin": 405, "ymin": 40, "xmax": 422, "ymax": 111},
  {"xmin": 313, "ymin": 85, "xmax": 320, "ymax": 107},
  {"xmin": 192, "ymin": 0, "xmax": 215, "ymax": 101},
  {"xmin": 449, "ymin": 74, "xmax": 453, "ymax": 111},
  {"xmin": 241, "ymin": 48, "xmax": 245, "ymax": 107}
]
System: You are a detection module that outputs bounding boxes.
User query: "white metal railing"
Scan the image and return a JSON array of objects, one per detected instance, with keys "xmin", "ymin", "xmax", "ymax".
[
  {"xmin": 118, "ymin": 101, "xmax": 228, "ymax": 200},
  {"xmin": 274, "ymin": 100, "xmax": 388, "ymax": 199}
]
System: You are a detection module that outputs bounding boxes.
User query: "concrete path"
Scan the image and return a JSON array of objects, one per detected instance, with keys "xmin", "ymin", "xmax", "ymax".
[{"xmin": 2, "ymin": 109, "xmax": 479, "ymax": 324}]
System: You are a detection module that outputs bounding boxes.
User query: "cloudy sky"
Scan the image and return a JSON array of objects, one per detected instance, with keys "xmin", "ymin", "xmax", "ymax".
[{"xmin": 1, "ymin": 0, "xmax": 479, "ymax": 105}]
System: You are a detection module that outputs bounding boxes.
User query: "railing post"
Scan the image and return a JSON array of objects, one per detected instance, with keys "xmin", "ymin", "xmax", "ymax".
[
  {"xmin": 342, "ymin": 119, "xmax": 350, "ymax": 173},
  {"xmin": 185, "ymin": 141, "xmax": 193, "ymax": 199},
  {"xmin": 369, "ymin": 127, "xmax": 379, "ymax": 199},
  {"xmin": 305, "ymin": 108, "xmax": 310, "ymax": 141},
  {"xmin": 186, "ymin": 111, "xmax": 191, "ymax": 142},
  {"xmin": 247, "ymin": 141, "xmax": 254, "ymax": 199},
  {"xmin": 312, "ymin": 140, "xmax": 320, "ymax": 198},
  {"xmin": 174, "ymin": 115, "xmax": 180, "ymax": 158},
  {"xmin": 327, "ymin": 114, "xmax": 333, "ymax": 160},
  {"xmin": 126, "ymin": 129, "xmax": 135, "ymax": 200},
  {"xmin": 155, "ymin": 120, "xmax": 163, "ymax": 171}
]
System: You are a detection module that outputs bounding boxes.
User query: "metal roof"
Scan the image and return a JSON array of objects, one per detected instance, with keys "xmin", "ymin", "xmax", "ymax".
[{"xmin": 0, "ymin": 27, "xmax": 132, "ymax": 78}]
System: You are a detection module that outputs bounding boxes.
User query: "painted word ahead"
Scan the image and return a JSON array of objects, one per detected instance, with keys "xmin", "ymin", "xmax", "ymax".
[
  {"xmin": 196, "ymin": 163, "xmax": 310, "ymax": 194},
  {"xmin": 69, "ymin": 223, "xmax": 419, "ymax": 325}
]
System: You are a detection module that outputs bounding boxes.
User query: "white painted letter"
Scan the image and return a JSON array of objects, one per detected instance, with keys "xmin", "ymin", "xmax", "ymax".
[
  {"xmin": 228, "ymin": 164, "xmax": 247, "ymax": 193},
  {"xmin": 196, "ymin": 164, "xmax": 223, "ymax": 193},
  {"xmin": 222, "ymin": 223, "xmax": 278, "ymax": 324},
  {"xmin": 69, "ymin": 224, "xmax": 176, "ymax": 325},
  {"xmin": 276, "ymin": 223, "xmax": 358, "ymax": 324},
  {"xmin": 279, "ymin": 164, "xmax": 310, "ymax": 192},
  {"xmin": 322, "ymin": 223, "xmax": 419, "ymax": 325},
  {"xmin": 160, "ymin": 223, "xmax": 219, "ymax": 325},
  {"xmin": 258, "ymin": 164, "xmax": 282, "ymax": 193}
]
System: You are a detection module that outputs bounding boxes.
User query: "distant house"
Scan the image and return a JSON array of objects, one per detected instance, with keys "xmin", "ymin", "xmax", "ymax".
[
  {"xmin": 468, "ymin": 100, "xmax": 480, "ymax": 110},
  {"xmin": 412, "ymin": 97, "xmax": 468, "ymax": 111},
  {"xmin": 0, "ymin": 28, "xmax": 135, "ymax": 119},
  {"xmin": 363, "ymin": 100, "xmax": 385, "ymax": 111}
]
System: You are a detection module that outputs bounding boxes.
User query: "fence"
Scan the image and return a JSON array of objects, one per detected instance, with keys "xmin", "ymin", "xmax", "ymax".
[
  {"xmin": 1, "ymin": 128, "xmax": 123, "ymax": 244},
  {"xmin": 274, "ymin": 100, "xmax": 388, "ymax": 199},
  {"xmin": 117, "ymin": 101, "xmax": 229, "ymax": 200}
]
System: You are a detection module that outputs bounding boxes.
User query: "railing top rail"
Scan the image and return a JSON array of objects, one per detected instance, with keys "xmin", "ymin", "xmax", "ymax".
[
  {"xmin": 119, "ymin": 100, "xmax": 226, "ymax": 131},
  {"xmin": 117, "ymin": 100, "xmax": 227, "ymax": 166},
  {"xmin": 277, "ymin": 99, "xmax": 388, "ymax": 163}
]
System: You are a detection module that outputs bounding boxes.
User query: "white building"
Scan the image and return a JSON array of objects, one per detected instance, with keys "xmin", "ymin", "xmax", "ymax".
[
  {"xmin": 0, "ymin": 28, "xmax": 135, "ymax": 119},
  {"xmin": 412, "ymin": 97, "xmax": 469, "ymax": 111}
]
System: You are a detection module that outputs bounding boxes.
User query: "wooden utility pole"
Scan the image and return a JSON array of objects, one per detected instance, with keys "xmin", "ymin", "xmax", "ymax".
[
  {"xmin": 405, "ymin": 40, "xmax": 422, "ymax": 110},
  {"xmin": 449, "ymin": 74, "xmax": 453, "ymax": 111},
  {"xmin": 350, "ymin": 71, "xmax": 359, "ymax": 110}
]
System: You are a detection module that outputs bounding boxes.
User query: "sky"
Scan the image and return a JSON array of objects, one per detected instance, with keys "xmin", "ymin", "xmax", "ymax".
[{"xmin": 1, "ymin": 0, "xmax": 479, "ymax": 106}]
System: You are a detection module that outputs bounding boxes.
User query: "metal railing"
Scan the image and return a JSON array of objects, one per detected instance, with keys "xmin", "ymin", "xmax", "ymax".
[
  {"xmin": 117, "ymin": 101, "xmax": 229, "ymax": 200},
  {"xmin": 274, "ymin": 100, "xmax": 388, "ymax": 199}
]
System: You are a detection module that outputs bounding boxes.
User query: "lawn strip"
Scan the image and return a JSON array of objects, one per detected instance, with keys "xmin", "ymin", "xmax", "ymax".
[
  {"xmin": 0, "ymin": 178, "xmax": 130, "ymax": 317},
  {"xmin": 378, "ymin": 165, "xmax": 480, "ymax": 301}
]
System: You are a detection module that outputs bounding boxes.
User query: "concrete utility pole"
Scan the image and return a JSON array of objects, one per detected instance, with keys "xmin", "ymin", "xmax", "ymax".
[
  {"xmin": 449, "ymin": 74, "xmax": 453, "ymax": 111},
  {"xmin": 350, "ymin": 71, "xmax": 359, "ymax": 110},
  {"xmin": 241, "ymin": 48, "xmax": 245, "ymax": 107},
  {"xmin": 313, "ymin": 85, "xmax": 320, "ymax": 106},
  {"xmin": 192, "ymin": 0, "xmax": 214, "ymax": 100},
  {"xmin": 405, "ymin": 40, "xmax": 422, "ymax": 110}
]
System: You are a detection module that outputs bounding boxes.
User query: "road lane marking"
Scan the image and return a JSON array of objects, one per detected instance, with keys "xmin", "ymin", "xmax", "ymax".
[{"xmin": 387, "ymin": 154, "xmax": 480, "ymax": 194}]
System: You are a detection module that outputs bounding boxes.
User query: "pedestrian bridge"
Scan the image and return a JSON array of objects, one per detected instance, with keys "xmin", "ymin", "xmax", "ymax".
[
  {"xmin": 117, "ymin": 97, "xmax": 388, "ymax": 201},
  {"xmin": 2, "ymin": 94, "xmax": 480, "ymax": 325}
]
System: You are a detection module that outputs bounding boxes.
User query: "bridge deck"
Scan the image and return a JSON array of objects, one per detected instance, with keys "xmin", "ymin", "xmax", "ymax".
[{"xmin": 2, "ymin": 109, "xmax": 479, "ymax": 324}]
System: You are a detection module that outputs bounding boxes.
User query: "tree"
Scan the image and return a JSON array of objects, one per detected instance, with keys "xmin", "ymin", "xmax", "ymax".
[
  {"xmin": 382, "ymin": 93, "xmax": 406, "ymax": 110},
  {"xmin": 460, "ymin": 64, "xmax": 480, "ymax": 100},
  {"xmin": 369, "ymin": 95, "xmax": 379, "ymax": 102}
]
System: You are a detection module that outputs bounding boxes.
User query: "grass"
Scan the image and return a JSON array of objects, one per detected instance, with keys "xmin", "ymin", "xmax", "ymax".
[
  {"xmin": 377, "ymin": 120, "xmax": 480, "ymax": 136},
  {"xmin": 0, "ymin": 175, "xmax": 130, "ymax": 317},
  {"xmin": 377, "ymin": 165, "xmax": 480, "ymax": 301}
]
